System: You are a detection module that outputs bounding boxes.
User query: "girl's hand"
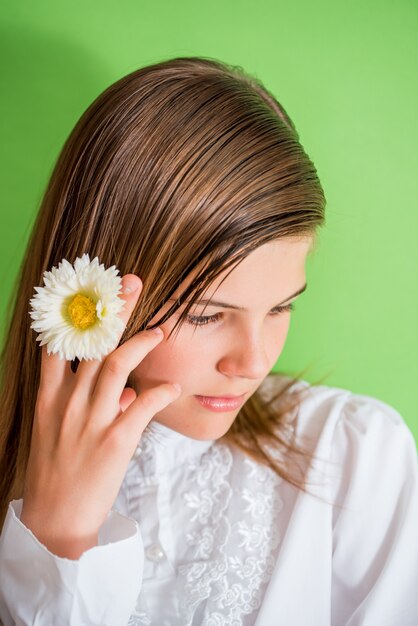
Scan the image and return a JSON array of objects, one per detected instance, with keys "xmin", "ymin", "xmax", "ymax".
[{"xmin": 20, "ymin": 274, "xmax": 180, "ymax": 560}]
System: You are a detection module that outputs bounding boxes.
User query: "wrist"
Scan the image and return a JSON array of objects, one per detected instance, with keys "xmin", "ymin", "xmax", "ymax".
[{"xmin": 20, "ymin": 508, "xmax": 99, "ymax": 560}]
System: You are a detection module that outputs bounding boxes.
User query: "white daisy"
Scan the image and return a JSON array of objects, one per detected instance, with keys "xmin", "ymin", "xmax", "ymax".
[{"xmin": 29, "ymin": 253, "xmax": 126, "ymax": 361}]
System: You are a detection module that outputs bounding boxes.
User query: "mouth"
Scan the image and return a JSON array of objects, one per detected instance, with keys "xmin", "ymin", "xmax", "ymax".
[
  {"xmin": 197, "ymin": 391, "xmax": 249, "ymax": 398},
  {"xmin": 194, "ymin": 393, "xmax": 247, "ymax": 412}
]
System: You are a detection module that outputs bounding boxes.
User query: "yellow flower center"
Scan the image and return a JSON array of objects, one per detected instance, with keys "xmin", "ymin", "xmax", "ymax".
[{"xmin": 67, "ymin": 294, "xmax": 98, "ymax": 330}]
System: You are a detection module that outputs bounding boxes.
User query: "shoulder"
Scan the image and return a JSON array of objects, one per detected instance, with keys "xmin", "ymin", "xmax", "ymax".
[
  {"xmin": 300, "ymin": 380, "xmax": 415, "ymax": 462},
  {"xmin": 259, "ymin": 374, "xmax": 417, "ymax": 495},
  {"xmin": 259, "ymin": 376, "xmax": 418, "ymax": 623},
  {"xmin": 260, "ymin": 373, "xmax": 415, "ymax": 451}
]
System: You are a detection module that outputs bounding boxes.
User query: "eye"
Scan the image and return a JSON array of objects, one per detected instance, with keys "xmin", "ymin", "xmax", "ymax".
[
  {"xmin": 185, "ymin": 303, "xmax": 295, "ymax": 327},
  {"xmin": 186, "ymin": 312, "xmax": 222, "ymax": 327}
]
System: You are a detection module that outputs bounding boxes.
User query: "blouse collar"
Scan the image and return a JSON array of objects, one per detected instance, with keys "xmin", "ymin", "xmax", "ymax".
[{"xmin": 130, "ymin": 419, "xmax": 216, "ymax": 477}]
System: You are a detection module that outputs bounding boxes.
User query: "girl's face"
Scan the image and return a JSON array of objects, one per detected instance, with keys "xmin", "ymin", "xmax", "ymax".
[{"xmin": 132, "ymin": 237, "xmax": 313, "ymax": 440}]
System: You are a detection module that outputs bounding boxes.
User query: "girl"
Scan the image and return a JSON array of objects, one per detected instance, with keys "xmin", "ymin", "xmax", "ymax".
[{"xmin": 0, "ymin": 56, "xmax": 417, "ymax": 626}]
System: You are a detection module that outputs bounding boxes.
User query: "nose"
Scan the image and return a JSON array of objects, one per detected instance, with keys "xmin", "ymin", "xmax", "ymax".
[{"xmin": 216, "ymin": 327, "xmax": 273, "ymax": 380}]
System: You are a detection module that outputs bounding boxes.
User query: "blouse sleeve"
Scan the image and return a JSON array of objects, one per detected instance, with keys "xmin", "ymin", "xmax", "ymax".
[
  {"xmin": 0, "ymin": 499, "xmax": 144, "ymax": 626},
  {"xmin": 330, "ymin": 393, "xmax": 418, "ymax": 625}
]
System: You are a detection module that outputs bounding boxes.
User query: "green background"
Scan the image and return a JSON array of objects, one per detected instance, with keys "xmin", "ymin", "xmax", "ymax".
[{"xmin": 1, "ymin": 1, "xmax": 417, "ymax": 442}]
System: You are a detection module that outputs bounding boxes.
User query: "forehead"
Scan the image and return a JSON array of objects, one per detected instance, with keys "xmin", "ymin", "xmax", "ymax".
[{"xmin": 175, "ymin": 237, "xmax": 313, "ymax": 301}]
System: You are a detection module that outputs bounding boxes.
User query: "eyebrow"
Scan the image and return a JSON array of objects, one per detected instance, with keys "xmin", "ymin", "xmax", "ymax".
[{"xmin": 169, "ymin": 283, "xmax": 308, "ymax": 312}]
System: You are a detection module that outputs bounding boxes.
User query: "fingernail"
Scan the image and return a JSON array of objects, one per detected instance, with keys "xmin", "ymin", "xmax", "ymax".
[
  {"xmin": 152, "ymin": 327, "xmax": 163, "ymax": 336},
  {"xmin": 173, "ymin": 383, "xmax": 181, "ymax": 393},
  {"xmin": 122, "ymin": 277, "xmax": 140, "ymax": 294}
]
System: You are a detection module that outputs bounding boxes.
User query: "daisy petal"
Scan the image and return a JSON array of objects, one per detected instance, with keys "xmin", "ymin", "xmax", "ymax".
[{"xmin": 29, "ymin": 254, "xmax": 125, "ymax": 361}]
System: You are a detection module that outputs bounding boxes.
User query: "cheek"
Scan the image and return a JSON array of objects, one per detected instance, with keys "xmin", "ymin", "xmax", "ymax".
[
  {"xmin": 132, "ymin": 335, "xmax": 202, "ymax": 382},
  {"xmin": 267, "ymin": 318, "xmax": 292, "ymax": 358},
  {"xmin": 279, "ymin": 317, "xmax": 292, "ymax": 341}
]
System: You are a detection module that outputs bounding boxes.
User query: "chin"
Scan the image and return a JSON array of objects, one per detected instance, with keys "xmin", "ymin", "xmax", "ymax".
[
  {"xmin": 160, "ymin": 416, "xmax": 235, "ymax": 441},
  {"xmin": 193, "ymin": 425, "xmax": 232, "ymax": 440}
]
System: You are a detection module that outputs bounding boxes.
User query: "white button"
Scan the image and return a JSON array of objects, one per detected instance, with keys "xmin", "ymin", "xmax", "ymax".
[
  {"xmin": 145, "ymin": 542, "xmax": 166, "ymax": 563},
  {"xmin": 133, "ymin": 446, "xmax": 142, "ymax": 459}
]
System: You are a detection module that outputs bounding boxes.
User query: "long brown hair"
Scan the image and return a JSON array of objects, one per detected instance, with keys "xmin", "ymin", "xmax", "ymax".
[{"xmin": 0, "ymin": 56, "xmax": 328, "ymax": 528}]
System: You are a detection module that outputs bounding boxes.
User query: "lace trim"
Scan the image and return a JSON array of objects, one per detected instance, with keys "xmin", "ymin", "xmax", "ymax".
[
  {"xmin": 178, "ymin": 442, "xmax": 283, "ymax": 625},
  {"xmin": 128, "ymin": 440, "xmax": 284, "ymax": 626}
]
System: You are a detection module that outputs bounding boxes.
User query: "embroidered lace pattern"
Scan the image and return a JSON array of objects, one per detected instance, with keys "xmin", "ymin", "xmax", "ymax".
[
  {"xmin": 126, "ymin": 440, "xmax": 284, "ymax": 625},
  {"xmin": 177, "ymin": 442, "xmax": 284, "ymax": 625}
]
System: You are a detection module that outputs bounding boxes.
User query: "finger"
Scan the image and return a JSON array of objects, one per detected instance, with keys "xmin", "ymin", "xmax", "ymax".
[
  {"xmin": 89, "ymin": 328, "xmax": 165, "ymax": 428},
  {"xmin": 38, "ymin": 345, "xmax": 72, "ymax": 407},
  {"xmin": 73, "ymin": 274, "xmax": 143, "ymax": 395},
  {"xmin": 119, "ymin": 387, "xmax": 137, "ymax": 413},
  {"xmin": 112, "ymin": 382, "xmax": 181, "ymax": 448}
]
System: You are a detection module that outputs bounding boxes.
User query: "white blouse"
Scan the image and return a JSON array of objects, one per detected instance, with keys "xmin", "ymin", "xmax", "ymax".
[{"xmin": 0, "ymin": 376, "xmax": 417, "ymax": 626}]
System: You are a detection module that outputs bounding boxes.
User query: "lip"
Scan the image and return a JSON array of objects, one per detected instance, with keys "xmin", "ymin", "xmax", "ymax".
[
  {"xmin": 194, "ymin": 393, "xmax": 247, "ymax": 412},
  {"xmin": 204, "ymin": 394, "xmax": 246, "ymax": 398}
]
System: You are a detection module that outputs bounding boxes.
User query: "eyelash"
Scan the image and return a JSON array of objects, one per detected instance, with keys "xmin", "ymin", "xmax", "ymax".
[{"xmin": 185, "ymin": 303, "xmax": 296, "ymax": 327}]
